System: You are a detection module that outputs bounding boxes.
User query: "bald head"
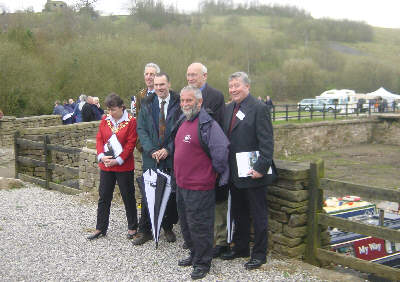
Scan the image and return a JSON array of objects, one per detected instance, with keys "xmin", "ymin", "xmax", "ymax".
[{"xmin": 186, "ymin": 62, "xmax": 207, "ymax": 88}]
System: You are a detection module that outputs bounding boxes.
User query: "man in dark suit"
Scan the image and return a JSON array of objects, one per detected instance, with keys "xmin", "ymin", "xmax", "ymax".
[
  {"xmin": 133, "ymin": 72, "xmax": 181, "ymax": 245},
  {"xmin": 186, "ymin": 62, "xmax": 229, "ymax": 257},
  {"xmin": 221, "ymin": 72, "xmax": 274, "ymax": 270},
  {"xmin": 186, "ymin": 62, "xmax": 225, "ymax": 126}
]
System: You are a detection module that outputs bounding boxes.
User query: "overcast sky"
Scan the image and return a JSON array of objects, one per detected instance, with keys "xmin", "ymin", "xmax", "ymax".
[{"xmin": 1, "ymin": 0, "xmax": 400, "ymax": 29}]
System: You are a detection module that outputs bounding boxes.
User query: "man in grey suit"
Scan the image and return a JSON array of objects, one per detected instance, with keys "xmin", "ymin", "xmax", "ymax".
[{"xmin": 221, "ymin": 72, "xmax": 274, "ymax": 270}]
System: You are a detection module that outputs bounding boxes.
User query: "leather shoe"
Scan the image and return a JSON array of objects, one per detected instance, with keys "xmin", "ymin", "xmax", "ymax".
[
  {"xmin": 164, "ymin": 229, "xmax": 176, "ymax": 243},
  {"xmin": 132, "ymin": 231, "xmax": 152, "ymax": 246},
  {"xmin": 244, "ymin": 258, "xmax": 266, "ymax": 270},
  {"xmin": 191, "ymin": 267, "xmax": 209, "ymax": 280},
  {"xmin": 212, "ymin": 245, "xmax": 229, "ymax": 258},
  {"xmin": 220, "ymin": 249, "xmax": 249, "ymax": 260},
  {"xmin": 87, "ymin": 230, "xmax": 106, "ymax": 240},
  {"xmin": 127, "ymin": 230, "xmax": 137, "ymax": 239},
  {"xmin": 178, "ymin": 256, "xmax": 193, "ymax": 267}
]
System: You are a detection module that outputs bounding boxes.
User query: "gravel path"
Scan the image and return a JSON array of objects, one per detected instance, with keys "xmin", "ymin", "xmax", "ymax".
[{"xmin": 0, "ymin": 185, "xmax": 332, "ymax": 282}]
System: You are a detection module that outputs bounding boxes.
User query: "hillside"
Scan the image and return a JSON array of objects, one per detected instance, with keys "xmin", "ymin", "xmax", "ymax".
[{"xmin": 1, "ymin": 4, "xmax": 400, "ymax": 116}]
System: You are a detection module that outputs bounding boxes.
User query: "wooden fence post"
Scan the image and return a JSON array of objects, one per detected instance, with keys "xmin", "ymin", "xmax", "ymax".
[
  {"xmin": 44, "ymin": 135, "xmax": 52, "ymax": 189},
  {"xmin": 305, "ymin": 160, "xmax": 324, "ymax": 266},
  {"xmin": 14, "ymin": 131, "xmax": 20, "ymax": 179}
]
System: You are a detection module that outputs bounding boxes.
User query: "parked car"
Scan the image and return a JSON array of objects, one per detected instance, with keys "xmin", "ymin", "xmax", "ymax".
[{"xmin": 298, "ymin": 99, "xmax": 326, "ymax": 112}]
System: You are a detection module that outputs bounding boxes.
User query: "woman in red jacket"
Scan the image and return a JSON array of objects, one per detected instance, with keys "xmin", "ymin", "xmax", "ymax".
[{"xmin": 87, "ymin": 93, "xmax": 138, "ymax": 240}]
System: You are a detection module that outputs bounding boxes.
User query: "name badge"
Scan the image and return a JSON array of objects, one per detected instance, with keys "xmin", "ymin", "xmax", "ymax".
[{"xmin": 236, "ymin": 110, "xmax": 245, "ymax": 120}]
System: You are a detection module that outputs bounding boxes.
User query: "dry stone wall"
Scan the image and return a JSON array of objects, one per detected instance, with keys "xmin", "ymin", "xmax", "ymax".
[
  {"xmin": 0, "ymin": 115, "xmax": 62, "ymax": 147},
  {"xmin": 274, "ymin": 119, "xmax": 378, "ymax": 158},
  {"xmin": 18, "ymin": 122, "xmax": 99, "ymax": 184}
]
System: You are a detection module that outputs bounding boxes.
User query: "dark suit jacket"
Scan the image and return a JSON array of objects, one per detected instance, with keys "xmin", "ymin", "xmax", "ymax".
[
  {"xmin": 201, "ymin": 83, "xmax": 225, "ymax": 127},
  {"xmin": 137, "ymin": 91, "xmax": 181, "ymax": 170},
  {"xmin": 223, "ymin": 94, "xmax": 274, "ymax": 189}
]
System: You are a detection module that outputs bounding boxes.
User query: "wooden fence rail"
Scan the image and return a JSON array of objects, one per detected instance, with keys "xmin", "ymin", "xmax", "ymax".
[
  {"xmin": 305, "ymin": 160, "xmax": 400, "ymax": 281},
  {"xmin": 14, "ymin": 132, "xmax": 81, "ymax": 195}
]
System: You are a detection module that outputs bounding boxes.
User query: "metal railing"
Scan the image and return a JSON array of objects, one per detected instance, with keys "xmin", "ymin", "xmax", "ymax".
[{"xmin": 269, "ymin": 103, "xmax": 398, "ymax": 122}]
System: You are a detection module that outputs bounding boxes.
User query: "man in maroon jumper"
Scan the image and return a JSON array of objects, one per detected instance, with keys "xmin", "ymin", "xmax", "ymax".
[{"xmin": 174, "ymin": 86, "xmax": 229, "ymax": 280}]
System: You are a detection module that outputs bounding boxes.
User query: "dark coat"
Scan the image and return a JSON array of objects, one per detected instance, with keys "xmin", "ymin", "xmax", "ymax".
[
  {"xmin": 81, "ymin": 103, "xmax": 96, "ymax": 122},
  {"xmin": 174, "ymin": 108, "xmax": 230, "ymax": 187},
  {"xmin": 223, "ymin": 94, "xmax": 274, "ymax": 189},
  {"xmin": 91, "ymin": 104, "xmax": 104, "ymax": 121},
  {"xmin": 137, "ymin": 91, "xmax": 181, "ymax": 170},
  {"xmin": 201, "ymin": 83, "xmax": 225, "ymax": 127}
]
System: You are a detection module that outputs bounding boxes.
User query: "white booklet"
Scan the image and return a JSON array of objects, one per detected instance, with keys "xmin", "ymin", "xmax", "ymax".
[
  {"xmin": 236, "ymin": 151, "xmax": 272, "ymax": 177},
  {"xmin": 103, "ymin": 134, "xmax": 123, "ymax": 158}
]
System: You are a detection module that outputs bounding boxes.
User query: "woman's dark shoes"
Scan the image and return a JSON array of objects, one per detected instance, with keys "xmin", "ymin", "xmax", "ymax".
[
  {"xmin": 220, "ymin": 249, "xmax": 250, "ymax": 260},
  {"xmin": 87, "ymin": 230, "xmax": 106, "ymax": 240},
  {"xmin": 178, "ymin": 256, "xmax": 193, "ymax": 267},
  {"xmin": 127, "ymin": 230, "xmax": 137, "ymax": 239},
  {"xmin": 244, "ymin": 258, "xmax": 266, "ymax": 270},
  {"xmin": 190, "ymin": 267, "xmax": 209, "ymax": 280}
]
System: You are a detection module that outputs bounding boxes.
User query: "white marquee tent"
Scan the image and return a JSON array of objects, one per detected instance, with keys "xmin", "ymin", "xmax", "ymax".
[{"xmin": 365, "ymin": 87, "xmax": 400, "ymax": 103}]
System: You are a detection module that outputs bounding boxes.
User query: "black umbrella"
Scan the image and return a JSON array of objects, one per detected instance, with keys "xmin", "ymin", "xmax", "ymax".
[
  {"xmin": 136, "ymin": 168, "xmax": 170, "ymax": 248},
  {"xmin": 227, "ymin": 190, "xmax": 235, "ymax": 244}
]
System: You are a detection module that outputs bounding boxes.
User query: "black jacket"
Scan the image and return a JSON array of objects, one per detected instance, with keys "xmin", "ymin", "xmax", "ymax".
[
  {"xmin": 201, "ymin": 83, "xmax": 225, "ymax": 127},
  {"xmin": 81, "ymin": 103, "xmax": 96, "ymax": 122},
  {"xmin": 223, "ymin": 94, "xmax": 275, "ymax": 188}
]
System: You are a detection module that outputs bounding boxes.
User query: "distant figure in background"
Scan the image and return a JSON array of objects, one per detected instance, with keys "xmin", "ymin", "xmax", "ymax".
[
  {"xmin": 382, "ymin": 99, "xmax": 388, "ymax": 113},
  {"xmin": 265, "ymin": 96, "xmax": 273, "ymax": 112},
  {"xmin": 53, "ymin": 100, "xmax": 73, "ymax": 124},
  {"xmin": 68, "ymin": 98, "xmax": 76, "ymax": 109},
  {"xmin": 82, "ymin": 96, "xmax": 96, "ymax": 122},
  {"xmin": 0, "ymin": 109, "xmax": 4, "ymax": 119},
  {"xmin": 92, "ymin": 97, "xmax": 105, "ymax": 120},
  {"xmin": 73, "ymin": 94, "xmax": 87, "ymax": 123},
  {"xmin": 63, "ymin": 99, "xmax": 74, "ymax": 114},
  {"xmin": 257, "ymin": 96, "xmax": 262, "ymax": 101},
  {"xmin": 392, "ymin": 100, "xmax": 397, "ymax": 112}
]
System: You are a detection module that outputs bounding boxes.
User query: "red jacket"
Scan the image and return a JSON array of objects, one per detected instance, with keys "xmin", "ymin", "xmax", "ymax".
[{"xmin": 96, "ymin": 113, "xmax": 137, "ymax": 172}]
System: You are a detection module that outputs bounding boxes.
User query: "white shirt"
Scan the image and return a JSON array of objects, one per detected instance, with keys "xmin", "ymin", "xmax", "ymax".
[{"xmin": 158, "ymin": 94, "xmax": 170, "ymax": 120}]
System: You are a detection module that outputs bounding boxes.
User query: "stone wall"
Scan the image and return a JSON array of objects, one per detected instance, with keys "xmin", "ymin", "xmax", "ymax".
[
  {"xmin": 267, "ymin": 160, "xmax": 332, "ymax": 258},
  {"xmin": 371, "ymin": 115, "xmax": 400, "ymax": 146},
  {"xmin": 18, "ymin": 122, "xmax": 99, "ymax": 184},
  {"xmin": 0, "ymin": 115, "xmax": 62, "ymax": 147},
  {"xmin": 274, "ymin": 119, "xmax": 378, "ymax": 158}
]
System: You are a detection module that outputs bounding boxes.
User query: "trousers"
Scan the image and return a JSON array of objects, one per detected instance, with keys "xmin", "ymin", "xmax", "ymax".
[
  {"xmin": 177, "ymin": 186, "xmax": 215, "ymax": 269},
  {"xmin": 230, "ymin": 184, "xmax": 268, "ymax": 261},
  {"xmin": 96, "ymin": 170, "xmax": 138, "ymax": 231}
]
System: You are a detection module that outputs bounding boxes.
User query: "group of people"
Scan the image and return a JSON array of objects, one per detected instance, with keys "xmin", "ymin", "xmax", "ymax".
[
  {"xmin": 87, "ymin": 62, "xmax": 275, "ymax": 280},
  {"xmin": 52, "ymin": 95, "xmax": 104, "ymax": 124}
]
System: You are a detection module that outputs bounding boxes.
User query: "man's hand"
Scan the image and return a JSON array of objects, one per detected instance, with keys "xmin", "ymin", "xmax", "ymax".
[
  {"xmin": 248, "ymin": 169, "xmax": 263, "ymax": 179},
  {"xmin": 151, "ymin": 149, "xmax": 169, "ymax": 163}
]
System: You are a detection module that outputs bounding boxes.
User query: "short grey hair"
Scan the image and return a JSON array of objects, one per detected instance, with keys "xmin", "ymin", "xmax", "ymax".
[
  {"xmin": 144, "ymin": 63, "xmax": 160, "ymax": 74},
  {"xmin": 192, "ymin": 62, "xmax": 207, "ymax": 74},
  {"xmin": 229, "ymin": 71, "xmax": 251, "ymax": 85},
  {"xmin": 79, "ymin": 94, "xmax": 87, "ymax": 102},
  {"xmin": 180, "ymin": 86, "xmax": 203, "ymax": 100}
]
